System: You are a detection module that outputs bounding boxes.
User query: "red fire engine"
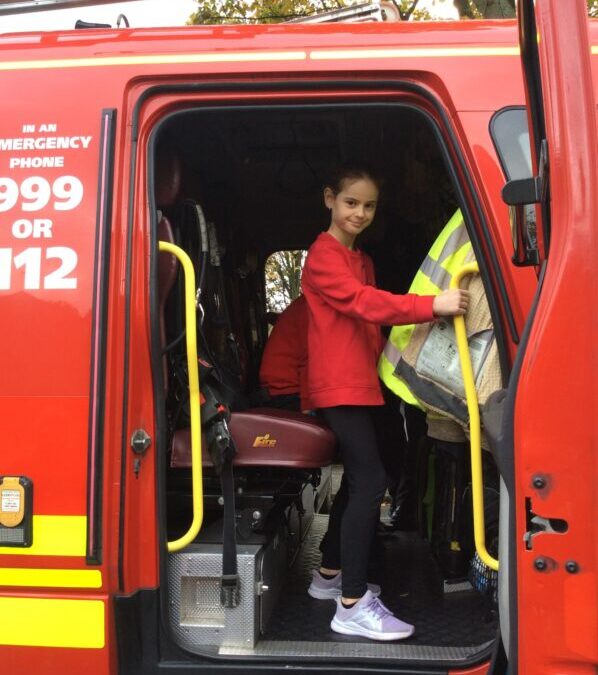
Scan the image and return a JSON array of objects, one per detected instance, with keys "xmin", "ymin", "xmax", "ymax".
[{"xmin": 0, "ymin": 1, "xmax": 596, "ymax": 673}]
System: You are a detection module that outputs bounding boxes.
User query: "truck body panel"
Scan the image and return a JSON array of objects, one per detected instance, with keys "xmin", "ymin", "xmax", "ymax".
[{"xmin": 0, "ymin": 11, "xmax": 596, "ymax": 674}]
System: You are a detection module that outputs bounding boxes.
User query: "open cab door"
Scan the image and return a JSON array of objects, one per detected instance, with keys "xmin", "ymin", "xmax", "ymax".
[{"xmin": 502, "ymin": 1, "xmax": 598, "ymax": 672}]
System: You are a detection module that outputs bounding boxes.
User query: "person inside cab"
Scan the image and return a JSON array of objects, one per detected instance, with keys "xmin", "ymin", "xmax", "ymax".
[
  {"xmin": 259, "ymin": 293, "xmax": 310, "ymax": 412},
  {"xmin": 302, "ymin": 162, "xmax": 469, "ymax": 641}
]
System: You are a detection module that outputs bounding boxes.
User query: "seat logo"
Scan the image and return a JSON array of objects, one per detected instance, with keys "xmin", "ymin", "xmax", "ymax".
[{"xmin": 253, "ymin": 433, "xmax": 277, "ymax": 448}]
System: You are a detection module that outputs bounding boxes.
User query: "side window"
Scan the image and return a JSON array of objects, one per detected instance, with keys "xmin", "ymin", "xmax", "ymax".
[
  {"xmin": 490, "ymin": 107, "xmax": 538, "ymax": 265},
  {"xmin": 264, "ymin": 249, "xmax": 306, "ymax": 314}
]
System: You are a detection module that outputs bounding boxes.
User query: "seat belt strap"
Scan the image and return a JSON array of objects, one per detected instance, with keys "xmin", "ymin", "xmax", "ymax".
[{"xmin": 220, "ymin": 440, "xmax": 239, "ymax": 608}]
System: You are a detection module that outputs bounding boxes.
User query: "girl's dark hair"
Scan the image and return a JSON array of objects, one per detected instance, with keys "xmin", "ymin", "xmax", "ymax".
[{"xmin": 326, "ymin": 160, "xmax": 384, "ymax": 194}]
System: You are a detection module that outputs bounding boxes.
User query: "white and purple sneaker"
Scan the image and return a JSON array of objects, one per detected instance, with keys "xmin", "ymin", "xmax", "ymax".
[
  {"xmin": 307, "ymin": 570, "xmax": 381, "ymax": 600},
  {"xmin": 330, "ymin": 590, "xmax": 414, "ymax": 641}
]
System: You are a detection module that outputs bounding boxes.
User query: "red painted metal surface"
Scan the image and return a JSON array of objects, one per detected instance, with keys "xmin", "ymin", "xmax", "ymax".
[
  {"xmin": 449, "ymin": 663, "xmax": 490, "ymax": 675},
  {"xmin": 513, "ymin": 2, "xmax": 598, "ymax": 673},
  {"xmin": 0, "ymin": 14, "xmax": 595, "ymax": 674}
]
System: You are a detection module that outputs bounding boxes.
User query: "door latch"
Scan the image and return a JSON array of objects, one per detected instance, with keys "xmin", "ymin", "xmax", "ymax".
[
  {"xmin": 523, "ymin": 497, "xmax": 568, "ymax": 550},
  {"xmin": 131, "ymin": 428, "xmax": 151, "ymax": 454},
  {"xmin": 130, "ymin": 428, "xmax": 152, "ymax": 477}
]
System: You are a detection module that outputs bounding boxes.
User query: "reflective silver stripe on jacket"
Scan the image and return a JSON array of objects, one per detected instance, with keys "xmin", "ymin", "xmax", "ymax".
[
  {"xmin": 383, "ymin": 221, "xmax": 470, "ymax": 369},
  {"xmin": 419, "ymin": 223, "xmax": 470, "ymax": 288},
  {"xmin": 383, "ymin": 340, "xmax": 403, "ymax": 368},
  {"xmin": 419, "ymin": 255, "xmax": 452, "ymax": 289},
  {"xmin": 438, "ymin": 221, "xmax": 469, "ymax": 263}
]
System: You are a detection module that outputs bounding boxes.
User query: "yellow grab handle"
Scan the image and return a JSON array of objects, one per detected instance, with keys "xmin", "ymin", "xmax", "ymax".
[
  {"xmin": 160, "ymin": 241, "xmax": 204, "ymax": 552},
  {"xmin": 450, "ymin": 263, "xmax": 499, "ymax": 572}
]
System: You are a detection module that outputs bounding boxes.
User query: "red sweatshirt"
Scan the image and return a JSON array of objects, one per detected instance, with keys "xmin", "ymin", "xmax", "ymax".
[
  {"xmin": 302, "ymin": 232, "xmax": 436, "ymax": 408},
  {"xmin": 259, "ymin": 295, "xmax": 310, "ymax": 410}
]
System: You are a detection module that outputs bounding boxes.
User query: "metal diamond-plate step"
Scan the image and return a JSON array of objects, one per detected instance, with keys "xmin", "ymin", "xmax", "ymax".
[
  {"xmin": 219, "ymin": 638, "xmax": 494, "ymax": 661},
  {"xmin": 261, "ymin": 514, "xmax": 498, "ymax": 656}
]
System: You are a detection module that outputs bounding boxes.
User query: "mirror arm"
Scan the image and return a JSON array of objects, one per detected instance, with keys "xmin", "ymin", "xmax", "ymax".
[{"xmin": 501, "ymin": 176, "xmax": 542, "ymax": 205}]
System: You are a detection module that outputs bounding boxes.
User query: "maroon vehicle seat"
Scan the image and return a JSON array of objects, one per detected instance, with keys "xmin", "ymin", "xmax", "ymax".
[{"xmin": 171, "ymin": 408, "xmax": 336, "ymax": 469}]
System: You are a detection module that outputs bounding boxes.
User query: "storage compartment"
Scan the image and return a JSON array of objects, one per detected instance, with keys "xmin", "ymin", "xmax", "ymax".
[{"xmin": 168, "ymin": 533, "xmax": 287, "ymax": 650}]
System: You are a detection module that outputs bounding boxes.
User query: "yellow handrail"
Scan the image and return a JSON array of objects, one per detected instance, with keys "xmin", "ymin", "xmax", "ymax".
[
  {"xmin": 160, "ymin": 241, "xmax": 204, "ymax": 552},
  {"xmin": 450, "ymin": 263, "xmax": 499, "ymax": 572}
]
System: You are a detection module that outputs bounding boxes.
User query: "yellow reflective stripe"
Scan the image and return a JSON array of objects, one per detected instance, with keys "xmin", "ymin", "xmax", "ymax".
[
  {"xmin": 0, "ymin": 50, "xmax": 307, "ymax": 72},
  {"xmin": 310, "ymin": 46, "xmax": 520, "ymax": 60},
  {"xmin": 438, "ymin": 242, "xmax": 472, "ymax": 280},
  {"xmin": 410, "ymin": 268, "xmax": 443, "ymax": 294},
  {"xmin": 383, "ymin": 239, "xmax": 472, "ymax": 359},
  {"xmin": 0, "ymin": 597, "xmax": 104, "ymax": 649},
  {"xmin": 0, "ymin": 43, "xmax": 539, "ymax": 72},
  {"xmin": 2, "ymin": 43, "xmax": 597, "ymax": 73},
  {"xmin": 437, "ymin": 223, "xmax": 469, "ymax": 264},
  {"xmin": 425, "ymin": 212, "xmax": 463, "ymax": 262},
  {"xmin": 380, "ymin": 209, "xmax": 473, "ymax": 402},
  {"xmin": 420, "ymin": 210, "xmax": 465, "ymax": 265},
  {"xmin": 417, "ymin": 241, "xmax": 472, "ymax": 294},
  {"xmin": 0, "ymin": 515, "xmax": 86, "ymax": 557},
  {"xmin": 0, "ymin": 568, "xmax": 102, "ymax": 588},
  {"xmin": 420, "ymin": 254, "xmax": 452, "ymax": 289}
]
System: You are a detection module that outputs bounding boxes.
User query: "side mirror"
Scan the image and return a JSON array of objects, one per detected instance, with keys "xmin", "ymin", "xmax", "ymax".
[
  {"xmin": 506, "ymin": 203, "xmax": 539, "ymax": 267},
  {"xmin": 501, "ymin": 140, "xmax": 547, "ymax": 267}
]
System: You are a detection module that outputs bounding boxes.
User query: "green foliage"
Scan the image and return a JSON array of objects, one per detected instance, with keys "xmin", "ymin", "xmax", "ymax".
[
  {"xmin": 398, "ymin": 0, "xmax": 431, "ymax": 21},
  {"xmin": 453, "ymin": 0, "xmax": 515, "ymax": 19},
  {"xmin": 188, "ymin": 0, "xmax": 332, "ymax": 24},
  {"xmin": 456, "ymin": 0, "xmax": 595, "ymax": 19},
  {"xmin": 188, "ymin": 0, "xmax": 598, "ymax": 24},
  {"xmin": 264, "ymin": 250, "xmax": 306, "ymax": 313},
  {"xmin": 187, "ymin": 0, "xmax": 432, "ymax": 25}
]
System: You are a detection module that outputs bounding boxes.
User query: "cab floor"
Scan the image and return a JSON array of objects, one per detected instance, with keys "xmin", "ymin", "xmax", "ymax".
[{"xmin": 263, "ymin": 515, "xmax": 498, "ymax": 648}]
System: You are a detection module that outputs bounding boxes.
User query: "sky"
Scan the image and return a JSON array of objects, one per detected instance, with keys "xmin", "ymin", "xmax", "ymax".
[{"xmin": 0, "ymin": 0, "xmax": 458, "ymax": 34}]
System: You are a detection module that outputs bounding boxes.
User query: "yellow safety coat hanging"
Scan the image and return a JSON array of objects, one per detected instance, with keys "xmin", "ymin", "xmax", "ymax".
[{"xmin": 378, "ymin": 209, "xmax": 472, "ymax": 406}]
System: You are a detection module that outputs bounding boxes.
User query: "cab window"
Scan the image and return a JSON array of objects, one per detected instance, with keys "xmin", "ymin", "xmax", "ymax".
[{"xmin": 264, "ymin": 249, "xmax": 306, "ymax": 315}]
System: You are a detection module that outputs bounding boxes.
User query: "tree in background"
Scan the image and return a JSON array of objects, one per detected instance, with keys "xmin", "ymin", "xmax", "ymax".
[
  {"xmin": 188, "ymin": 1, "xmax": 434, "ymax": 24},
  {"xmin": 455, "ymin": 0, "xmax": 598, "ymax": 20},
  {"xmin": 187, "ymin": 0, "xmax": 431, "ymax": 24},
  {"xmin": 453, "ymin": 0, "xmax": 514, "ymax": 18},
  {"xmin": 189, "ymin": 0, "xmax": 597, "ymax": 24},
  {"xmin": 189, "ymin": 0, "xmax": 318, "ymax": 24},
  {"xmin": 264, "ymin": 250, "xmax": 306, "ymax": 313}
]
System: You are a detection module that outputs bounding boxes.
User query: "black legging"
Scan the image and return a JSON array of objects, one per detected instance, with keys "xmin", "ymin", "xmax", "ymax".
[{"xmin": 318, "ymin": 406, "xmax": 388, "ymax": 598}]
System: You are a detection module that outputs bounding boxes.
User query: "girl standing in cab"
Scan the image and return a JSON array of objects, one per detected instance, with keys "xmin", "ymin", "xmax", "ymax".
[{"xmin": 302, "ymin": 162, "xmax": 469, "ymax": 641}]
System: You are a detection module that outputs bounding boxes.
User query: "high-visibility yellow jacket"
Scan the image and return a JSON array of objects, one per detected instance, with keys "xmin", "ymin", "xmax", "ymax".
[{"xmin": 378, "ymin": 209, "xmax": 472, "ymax": 407}]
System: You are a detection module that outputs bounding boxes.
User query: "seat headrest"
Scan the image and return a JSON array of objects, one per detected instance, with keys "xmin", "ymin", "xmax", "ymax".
[{"xmin": 154, "ymin": 147, "xmax": 182, "ymax": 208}]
